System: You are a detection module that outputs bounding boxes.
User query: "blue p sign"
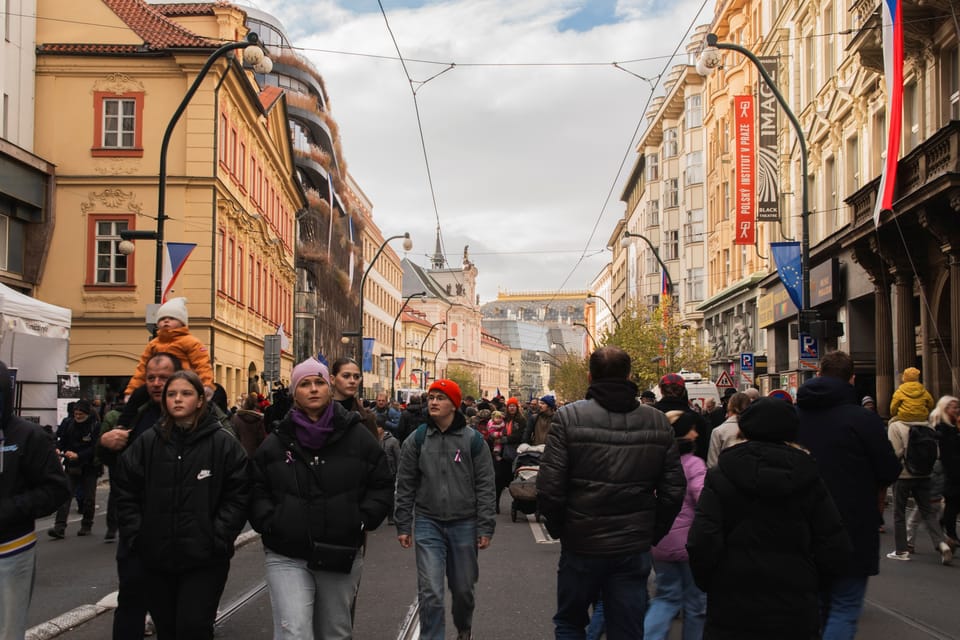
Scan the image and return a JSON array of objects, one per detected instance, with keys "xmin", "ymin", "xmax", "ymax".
[{"xmin": 740, "ymin": 352, "xmax": 754, "ymax": 372}]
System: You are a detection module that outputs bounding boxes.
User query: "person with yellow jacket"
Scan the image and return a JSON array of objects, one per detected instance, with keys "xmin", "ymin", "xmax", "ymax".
[{"xmin": 890, "ymin": 367, "xmax": 934, "ymax": 422}]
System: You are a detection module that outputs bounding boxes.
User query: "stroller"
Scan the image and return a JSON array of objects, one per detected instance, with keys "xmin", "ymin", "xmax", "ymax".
[{"xmin": 509, "ymin": 443, "xmax": 545, "ymax": 522}]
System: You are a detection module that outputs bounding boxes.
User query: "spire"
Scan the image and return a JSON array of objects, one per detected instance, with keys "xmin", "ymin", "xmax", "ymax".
[{"xmin": 431, "ymin": 224, "xmax": 445, "ymax": 269}]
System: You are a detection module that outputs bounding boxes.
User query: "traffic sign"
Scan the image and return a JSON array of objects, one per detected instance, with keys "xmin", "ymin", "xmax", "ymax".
[
  {"xmin": 799, "ymin": 333, "xmax": 819, "ymax": 361},
  {"xmin": 715, "ymin": 371, "xmax": 737, "ymax": 389},
  {"xmin": 740, "ymin": 352, "xmax": 754, "ymax": 372}
]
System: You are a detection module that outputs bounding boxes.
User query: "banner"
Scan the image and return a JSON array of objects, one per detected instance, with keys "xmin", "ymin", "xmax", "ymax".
[
  {"xmin": 161, "ymin": 242, "xmax": 196, "ymax": 302},
  {"xmin": 874, "ymin": 0, "xmax": 903, "ymax": 225},
  {"xmin": 395, "ymin": 357, "xmax": 405, "ymax": 380},
  {"xmin": 362, "ymin": 337, "xmax": 375, "ymax": 373},
  {"xmin": 734, "ymin": 95, "xmax": 756, "ymax": 245},
  {"xmin": 757, "ymin": 57, "xmax": 780, "ymax": 221},
  {"xmin": 770, "ymin": 241, "xmax": 803, "ymax": 311}
]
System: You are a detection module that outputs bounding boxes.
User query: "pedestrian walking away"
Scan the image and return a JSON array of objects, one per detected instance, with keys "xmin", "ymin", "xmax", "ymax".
[
  {"xmin": 934, "ymin": 395, "xmax": 960, "ymax": 548},
  {"xmin": 49, "ymin": 399, "xmax": 101, "ymax": 539},
  {"xmin": 250, "ymin": 357, "xmax": 393, "ymax": 639},
  {"xmin": 0, "ymin": 360, "xmax": 70, "ymax": 640},
  {"xmin": 537, "ymin": 346, "xmax": 685, "ymax": 640},
  {"xmin": 394, "ymin": 378, "xmax": 496, "ymax": 640},
  {"xmin": 114, "ymin": 370, "xmax": 249, "ymax": 640}
]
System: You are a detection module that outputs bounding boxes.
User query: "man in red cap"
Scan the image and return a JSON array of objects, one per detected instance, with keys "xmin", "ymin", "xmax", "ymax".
[{"xmin": 394, "ymin": 379, "xmax": 496, "ymax": 640}]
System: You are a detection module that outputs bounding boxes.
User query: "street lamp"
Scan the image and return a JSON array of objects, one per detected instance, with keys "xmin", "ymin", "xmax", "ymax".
[
  {"xmin": 696, "ymin": 32, "xmax": 815, "ymax": 342},
  {"xmin": 118, "ymin": 32, "xmax": 272, "ymax": 305},
  {"xmin": 419, "ymin": 321, "xmax": 446, "ymax": 389},
  {"xmin": 351, "ymin": 232, "xmax": 414, "ymax": 360},
  {"xmin": 587, "ymin": 293, "xmax": 621, "ymax": 330},
  {"xmin": 620, "ymin": 231, "xmax": 673, "ymax": 297},
  {"xmin": 573, "ymin": 322, "xmax": 596, "ymax": 351},
  {"xmin": 391, "ymin": 291, "xmax": 426, "ymax": 402},
  {"xmin": 433, "ymin": 337, "xmax": 456, "ymax": 379}
]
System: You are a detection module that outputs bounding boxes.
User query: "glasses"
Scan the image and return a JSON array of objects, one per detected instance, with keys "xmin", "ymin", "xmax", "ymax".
[{"xmin": 426, "ymin": 394, "xmax": 450, "ymax": 403}]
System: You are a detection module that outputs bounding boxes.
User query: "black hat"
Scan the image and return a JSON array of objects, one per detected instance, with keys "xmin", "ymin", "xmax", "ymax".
[
  {"xmin": 737, "ymin": 397, "xmax": 798, "ymax": 443},
  {"xmin": 640, "ymin": 390, "xmax": 656, "ymax": 400},
  {"xmin": 74, "ymin": 400, "xmax": 92, "ymax": 415}
]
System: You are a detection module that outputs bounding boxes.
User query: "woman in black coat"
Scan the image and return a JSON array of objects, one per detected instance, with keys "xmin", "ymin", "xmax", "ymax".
[
  {"xmin": 933, "ymin": 395, "xmax": 960, "ymax": 545},
  {"xmin": 250, "ymin": 357, "xmax": 393, "ymax": 639},
  {"xmin": 687, "ymin": 398, "xmax": 850, "ymax": 640},
  {"xmin": 115, "ymin": 370, "xmax": 249, "ymax": 640}
]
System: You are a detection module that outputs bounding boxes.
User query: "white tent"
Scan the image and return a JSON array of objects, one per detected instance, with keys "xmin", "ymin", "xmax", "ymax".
[{"xmin": 0, "ymin": 283, "xmax": 72, "ymax": 424}]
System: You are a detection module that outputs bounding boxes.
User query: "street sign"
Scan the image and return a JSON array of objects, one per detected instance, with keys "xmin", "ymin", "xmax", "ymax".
[
  {"xmin": 263, "ymin": 334, "xmax": 281, "ymax": 382},
  {"xmin": 715, "ymin": 371, "xmax": 737, "ymax": 389},
  {"xmin": 740, "ymin": 352, "xmax": 754, "ymax": 372},
  {"xmin": 799, "ymin": 333, "xmax": 819, "ymax": 361}
]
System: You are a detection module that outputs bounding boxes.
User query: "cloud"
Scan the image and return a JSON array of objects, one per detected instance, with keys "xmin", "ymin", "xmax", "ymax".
[{"xmin": 245, "ymin": 0, "xmax": 709, "ymax": 301}]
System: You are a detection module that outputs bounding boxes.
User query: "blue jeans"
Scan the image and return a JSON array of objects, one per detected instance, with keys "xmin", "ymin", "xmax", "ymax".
[
  {"xmin": 414, "ymin": 516, "xmax": 479, "ymax": 640},
  {"xmin": 586, "ymin": 598, "xmax": 605, "ymax": 640},
  {"xmin": 819, "ymin": 576, "xmax": 868, "ymax": 640},
  {"xmin": 554, "ymin": 549, "xmax": 652, "ymax": 640},
  {"xmin": 0, "ymin": 544, "xmax": 36, "ymax": 640},
  {"xmin": 643, "ymin": 560, "xmax": 705, "ymax": 640},
  {"xmin": 264, "ymin": 548, "xmax": 363, "ymax": 639}
]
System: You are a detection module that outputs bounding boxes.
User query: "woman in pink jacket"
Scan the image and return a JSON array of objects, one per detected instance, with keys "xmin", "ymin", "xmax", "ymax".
[{"xmin": 644, "ymin": 411, "xmax": 707, "ymax": 640}]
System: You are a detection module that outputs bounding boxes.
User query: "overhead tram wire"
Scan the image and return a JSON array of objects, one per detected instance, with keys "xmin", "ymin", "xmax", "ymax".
[{"xmin": 538, "ymin": 0, "xmax": 713, "ymax": 311}]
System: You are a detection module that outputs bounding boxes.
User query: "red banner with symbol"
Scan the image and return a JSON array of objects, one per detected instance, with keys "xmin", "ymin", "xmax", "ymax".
[{"xmin": 734, "ymin": 95, "xmax": 755, "ymax": 245}]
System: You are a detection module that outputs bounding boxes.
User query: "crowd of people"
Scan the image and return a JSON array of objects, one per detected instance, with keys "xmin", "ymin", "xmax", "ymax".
[{"xmin": 1, "ymin": 297, "xmax": 958, "ymax": 640}]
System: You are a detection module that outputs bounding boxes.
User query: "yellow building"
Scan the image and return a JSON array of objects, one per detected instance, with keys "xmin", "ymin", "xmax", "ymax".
[{"xmin": 33, "ymin": 0, "xmax": 303, "ymax": 403}]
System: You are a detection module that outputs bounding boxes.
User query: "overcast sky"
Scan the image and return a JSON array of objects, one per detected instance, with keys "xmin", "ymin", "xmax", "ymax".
[{"xmin": 243, "ymin": 0, "xmax": 711, "ymax": 302}]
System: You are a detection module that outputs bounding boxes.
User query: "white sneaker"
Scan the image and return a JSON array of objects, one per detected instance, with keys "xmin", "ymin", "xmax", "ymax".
[
  {"xmin": 940, "ymin": 542, "xmax": 953, "ymax": 565},
  {"xmin": 886, "ymin": 551, "xmax": 911, "ymax": 561}
]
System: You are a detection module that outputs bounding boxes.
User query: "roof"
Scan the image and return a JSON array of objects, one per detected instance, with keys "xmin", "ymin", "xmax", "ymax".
[
  {"xmin": 402, "ymin": 258, "xmax": 451, "ymax": 303},
  {"xmin": 259, "ymin": 85, "xmax": 284, "ymax": 111},
  {"xmin": 37, "ymin": 0, "xmax": 218, "ymax": 54},
  {"xmin": 152, "ymin": 2, "xmax": 217, "ymax": 16}
]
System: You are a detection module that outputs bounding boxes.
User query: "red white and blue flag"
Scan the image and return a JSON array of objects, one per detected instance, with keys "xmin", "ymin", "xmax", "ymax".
[
  {"xmin": 395, "ymin": 357, "xmax": 405, "ymax": 380},
  {"xmin": 874, "ymin": 0, "xmax": 903, "ymax": 226},
  {"xmin": 161, "ymin": 242, "xmax": 196, "ymax": 303}
]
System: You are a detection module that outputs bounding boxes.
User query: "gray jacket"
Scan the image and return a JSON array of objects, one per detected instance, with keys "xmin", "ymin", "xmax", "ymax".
[{"xmin": 394, "ymin": 412, "xmax": 496, "ymax": 538}]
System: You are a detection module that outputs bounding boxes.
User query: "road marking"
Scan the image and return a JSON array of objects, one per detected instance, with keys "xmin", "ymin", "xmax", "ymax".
[
  {"xmin": 215, "ymin": 581, "xmax": 268, "ymax": 626},
  {"xmin": 528, "ymin": 515, "xmax": 559, "ymax": 544}
]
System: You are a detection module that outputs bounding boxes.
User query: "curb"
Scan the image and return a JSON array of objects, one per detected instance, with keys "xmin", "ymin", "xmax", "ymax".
[{"xmin": 26, "ymin": 531, "xmax": 262, "ymax": 640}]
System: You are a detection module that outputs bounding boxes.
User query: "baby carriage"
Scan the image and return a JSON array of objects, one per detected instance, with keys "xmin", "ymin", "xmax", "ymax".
[{"xmin": 509, "ymin": 443, "xmax": 545, "ymax": 522}]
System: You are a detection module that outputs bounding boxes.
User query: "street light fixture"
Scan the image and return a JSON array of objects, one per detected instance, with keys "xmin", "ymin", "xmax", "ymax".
[
  {"xmin": 586, "ymin": 293, "xmax": 621, "ymax": 329},
  {"xmin": 119, "ymin": 32, "xmax": 272, "ymax": 305},
  {"xmin": 391, "ymin": 291, "xmax": 426, "ymax": 402},
  {"xmin": 419, "ymin": 321, "xmax": 446, "ymax": 389},
  {"xmin": 433, "ymin": 337, "xmax": 456, "ymax": 379},
  {"xmin": 620, "ymin": 231, "xmax": 673, "ymax": 297},
  {"xmin": 696, "ymin": 32, "xmax": 815, "ymax": 349},
  {"xmin": 572, "ymin": 321, "xmax": 596, "ymax": 351},
  {"xmin": 352, "ymin": 232, "xmax": 414, "ymax": 358}
]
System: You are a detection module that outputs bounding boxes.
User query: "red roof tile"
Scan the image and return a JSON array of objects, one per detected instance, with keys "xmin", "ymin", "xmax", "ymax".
[
  {"xmin": 37, "ymin": 0, "xmax": 219, "ymax": 54},
  {"xmin": 259, "ymin": 85, "xmax": 284, "ymax": 111},
  {"xmin": 152, "ymin": 3, "xmax": 216, "ymax": 17}
]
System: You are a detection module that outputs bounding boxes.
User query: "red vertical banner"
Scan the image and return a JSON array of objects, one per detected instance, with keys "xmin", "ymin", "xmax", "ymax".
[{"xmin": 734, "ymin": 95, "xmax": 756, "ymax": 245}]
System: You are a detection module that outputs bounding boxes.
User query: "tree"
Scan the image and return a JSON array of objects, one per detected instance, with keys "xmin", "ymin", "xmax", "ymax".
[
  {"xmin": 602, "ymin": 298, "xmax": 711, "ymax": 392},
  {"xmin": 551, "ymin": 356, "xmax": 590, "ymax": 402},
  {"xmin": 444, "ymin": 365, "xmax": 480, "ymax": 400}
]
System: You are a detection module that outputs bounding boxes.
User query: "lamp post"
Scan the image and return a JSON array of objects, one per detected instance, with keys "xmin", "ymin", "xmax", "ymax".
[
  {"xmin": 620, "ymin": 231, "xmax": 673, "ymax": 297},
  {"xmin": 391, "ymin": 291, "xmax": 426, "ymax": 402},
  {"xmin": 572, "ymin": 322, "xmax": 596, "ymax": 352},
  {"xmin": 433, "ymin": 337, "xmax": 456, "ymax": 380},
  {"xmin": 587, "ymin": 293, "xmax": 621, "ymax": 330},
  {"xmin": 353, "ymin": 232, "xmax": 413, "ymax": 360},
  {"xmin": 118, "ymin": 32, "xmax": 273, "ymax": 305},
  {"xmin": 419, "ymin": 321, "xmax": 446, "ymax": 389},
  {"xmin": 696, "ymin": 33, "xmax": 814, "ymax": 348}
]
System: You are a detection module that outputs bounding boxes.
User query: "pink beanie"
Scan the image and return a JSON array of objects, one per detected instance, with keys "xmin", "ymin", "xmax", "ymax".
[{"xmin": 290, "ymin": 358, "xmax": 331, "ymax": 390}]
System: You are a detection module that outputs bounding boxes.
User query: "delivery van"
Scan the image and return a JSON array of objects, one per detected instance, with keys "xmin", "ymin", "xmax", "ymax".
[{"xmin": 649, "ymin": 370, "xmax": 721, "ymax": 411}]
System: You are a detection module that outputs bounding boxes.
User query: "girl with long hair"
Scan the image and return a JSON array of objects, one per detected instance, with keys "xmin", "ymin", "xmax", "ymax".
[{"xmin": 331, "ymin": 357, "xmax": 378, "ymax": 438}]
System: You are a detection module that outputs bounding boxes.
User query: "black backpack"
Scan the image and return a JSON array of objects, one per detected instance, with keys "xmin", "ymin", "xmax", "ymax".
[{"xmin": 904, "ymin": 424, "xmax": 939, "ymax": 476}]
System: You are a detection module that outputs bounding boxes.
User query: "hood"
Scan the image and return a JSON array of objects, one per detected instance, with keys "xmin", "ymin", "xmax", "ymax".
[
  {"xmin": 155, "ymin": 326, "xmax": 191, "ymax": 343},
  {"xmin": 718, "ymin": 441, "xmax": 821, "ymax": 498},
  {"xmin": 654, "ymin": 398, "xmax": 692, "ymax": 413},
  {"xmin": 164, "ymin": 411, "xmax": 223, "ymax": 444},
  {"xmin": 796, "ymin": 375, "xmax": 858, "ymax": 410},
  {"xmin": 428, "ymin": 409, "xmax": 467, "ymax": 434},
  {"xmin": 235, "ymin": 409, "xmax": 263, "ymax": 422},
  {"xmin": 896, "ymin": 381, "xmax": 929, "ymax": 399}
]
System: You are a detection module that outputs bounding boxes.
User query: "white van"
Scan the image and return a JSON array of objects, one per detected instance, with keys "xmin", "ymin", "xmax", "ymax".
[{"xmin": 650, "ymin": 370, "xmax": 721, "ymax": 411}]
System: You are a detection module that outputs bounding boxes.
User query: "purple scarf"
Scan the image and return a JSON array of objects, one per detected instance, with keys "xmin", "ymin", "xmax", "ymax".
[{"xmin": 290, "ymin": 403, "xmax": 335, "ymax": 450}]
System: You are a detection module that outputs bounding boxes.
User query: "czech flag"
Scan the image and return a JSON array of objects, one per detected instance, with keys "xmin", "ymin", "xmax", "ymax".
[
  {"xmin": 874, "ymin": 0, "xmax": 903, "ymax": 226},
  {"xmin": 161, "ymin": 242, "xmax": 196, "ymax": 303}
]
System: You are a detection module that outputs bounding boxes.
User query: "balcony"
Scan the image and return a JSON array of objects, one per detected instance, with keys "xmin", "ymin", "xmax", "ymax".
[{"xmin": 847, "ymin": 0, "xmax": 953, "ymax": 73}]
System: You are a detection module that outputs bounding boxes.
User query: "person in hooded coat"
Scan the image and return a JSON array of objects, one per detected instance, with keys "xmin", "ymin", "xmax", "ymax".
[{"xmin": 687, "ymin": 398, "xmax": 850, "ymax": 640}]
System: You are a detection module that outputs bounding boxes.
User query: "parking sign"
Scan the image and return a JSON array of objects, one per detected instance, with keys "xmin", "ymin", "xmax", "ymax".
[
  {"xmin": 740, "ymin": 352, "xmax": 754, "ymax": 372},
  {"xmin": 799, "ymin": 333, "xmax": 819, "ymax": 361}
]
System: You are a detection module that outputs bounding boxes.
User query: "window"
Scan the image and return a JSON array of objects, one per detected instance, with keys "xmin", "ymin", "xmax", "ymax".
[
  {"xmin": 722, "ymin": 180, "xmax": 730, "ymax": 220},
  {"xmin": 664, "ymin": 178, "xmax": 679, "ymax": 208},
  {"xmin": 219, "ymin": 114, "xmax": 228, "ymax": 164},
  {"xmin": 721, "ymin": 118, "xmax": 730, "ymax": 153},
  {"xmin": 904, "ymin": 81, "xmax": 919, "ymax": 151},
  {"xmin": 872, "ymin": 109, "xmax": 886, "ymax": 175},
  {"xmin": 685, "ymin": 95, "xmax": 702, "ymax": 128},
  {"xmin": 239, "ymin": 143, "xmax": 246, "ymax": 186},
  {"xmin": 646, "ymin": 199, "xmax": 660, "ymax": 228},
  {"xmin": 723, "ymin": 249, "xmax": 731, "ymax": 280},
  {"xmin": 684, "ymin": 151, "xmax": 703, "ymax": 184},
  {"xmin": 646, "ymin": 153, "xmax": 659, "ymax": 181},
  {"xmin": 664, "ymin": 128, "xmax": 679, "ymax": 158},
  {"xmin": 663, "ymin": 230, "xmax": 679, "ymax": 260},
  {"xmin": 942, "ymin": 46, "xmax": 960, "ymax": 123},
  {"xmin": 2, "ymin": 94, "xmax": 7, "ymax": 140},
  {"xmin": 824, "ymin": 156, "xmax": 837, "ymax": 224},
  {"xmin": 87, "ymin": 216, "xmax": 132, "ymax": 286},
  {"xmin": 685, "ymin": 268, "xmax": 704, "ymax": 301},
  {"xmin": 92, "ymin": 92, "xmax": 144, "ymax": 157},
  {"xmin": 805, "ymin": 32, "xmax": 817, "ymax": 102},
  {"xmin": 684, "ymin": 208, "xmax": 704, "ymax": 242},
  {"xmin": 645, "ymin": 249, "xmax": 660, "ymax": 274},
  {"xmin": 846, "ymin": 135, "xmax": 859, "ymax": 191},
  {"xmin": 823, "ymin": 5, "xmax": 835, "ymax": 78}
]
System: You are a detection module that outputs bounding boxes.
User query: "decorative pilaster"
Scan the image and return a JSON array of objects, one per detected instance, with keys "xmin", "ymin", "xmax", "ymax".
[
  {"xmin": 893, "ymin": 270, "xmax": 917, "ymax": 374},
  {"xmin": 874, "ymin": 281, "xmax": 895, "ymax": 418}
]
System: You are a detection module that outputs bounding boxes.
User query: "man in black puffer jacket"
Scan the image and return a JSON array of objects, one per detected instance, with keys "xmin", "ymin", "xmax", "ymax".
[{"xmin": 537, "ymin": 346, "xmax": 685, "ymax": 639}]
